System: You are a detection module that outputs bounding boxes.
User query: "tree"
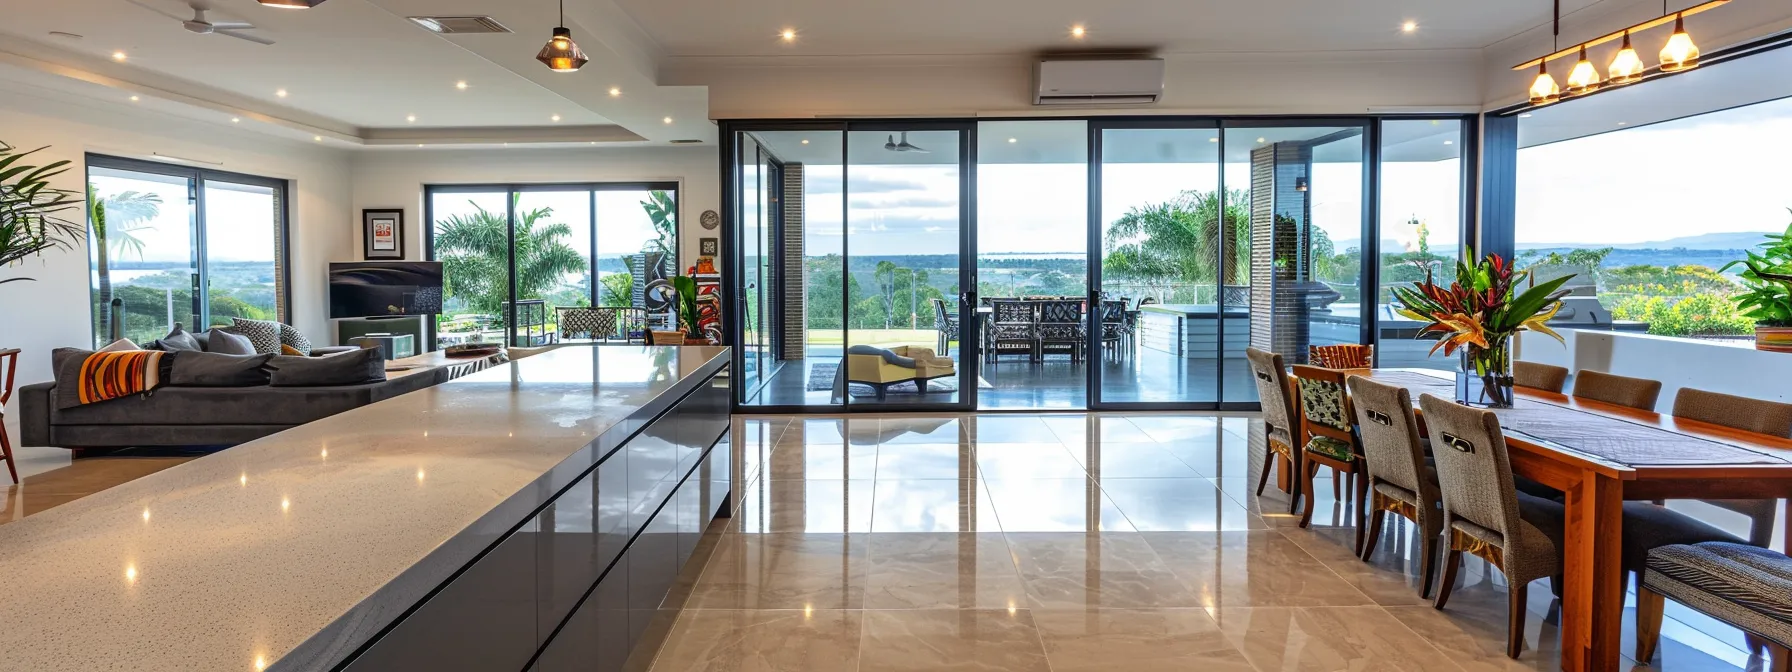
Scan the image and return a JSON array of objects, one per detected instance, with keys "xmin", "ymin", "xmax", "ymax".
[
  {"xmin": 88, "ymin": 186, "xmax": 163, "ymax": 335},
  {"xmin": 600, "ymin": 272, "xmax": 634, "ymax": 307},
  {"xmin": 641, "ymin": 190, "xmax": 676, "ymax": 260},
  {"xmin": 434, "ymin": 197, "xmax": 586, "ymax": 324},
  {"xmin": 1102, "ymin": 188, "xmax": 1251, "ymax": 300}
]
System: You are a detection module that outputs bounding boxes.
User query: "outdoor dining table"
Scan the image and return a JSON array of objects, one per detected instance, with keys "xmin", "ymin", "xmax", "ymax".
[{"xmin": 1339, "ymin": 368, "xmax": 1792, "ymax": 672}]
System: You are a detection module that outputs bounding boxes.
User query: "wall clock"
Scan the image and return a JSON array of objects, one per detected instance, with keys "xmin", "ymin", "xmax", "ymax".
[{"xmin": 699, "ymin": 210, "xmax": 720, "ymax": 230}]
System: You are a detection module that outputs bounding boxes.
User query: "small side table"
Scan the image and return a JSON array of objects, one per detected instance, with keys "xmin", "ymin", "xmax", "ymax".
[{"xmin": 348, "ymin": 333, "xmax": 417, "ymax": 361}]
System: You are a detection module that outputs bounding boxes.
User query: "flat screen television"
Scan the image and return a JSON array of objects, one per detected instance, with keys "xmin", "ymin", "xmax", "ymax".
[{"xmin": 329, "ymin": 261, "xmax": 444, "ymax": 319}]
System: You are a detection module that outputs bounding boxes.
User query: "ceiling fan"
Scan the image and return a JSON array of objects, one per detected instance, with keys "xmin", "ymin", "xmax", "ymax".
[
  {"xmin": 125, "ymin": 0, "xmax": 276, "ymax": 45},
  {"xmin": 883, "ymin": 132, "xmax": 929, "ymax": 154}
]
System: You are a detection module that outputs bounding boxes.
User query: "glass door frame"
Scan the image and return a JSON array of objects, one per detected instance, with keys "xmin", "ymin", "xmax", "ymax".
[
  {"xmin": 423, "ymin": 181, "xmax": 681, "ymax": 350},
  {"xmin": 85, "ymin": 153, "xmax": 292, "ymax": 339},
  {"xmin": 720, "ymin": 120, "xmax": 981, "ymax": 413}
]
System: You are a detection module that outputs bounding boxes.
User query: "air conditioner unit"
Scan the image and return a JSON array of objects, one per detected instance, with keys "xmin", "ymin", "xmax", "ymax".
[{"xmin": 1033, "ymin": 58, "xmax": 1165, "ymax": 106}]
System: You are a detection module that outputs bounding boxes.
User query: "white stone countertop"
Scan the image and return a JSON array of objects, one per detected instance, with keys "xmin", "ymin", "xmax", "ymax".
[{"xmin": 0, "ymin": 345, "xmax": 730, "ymax": 672}]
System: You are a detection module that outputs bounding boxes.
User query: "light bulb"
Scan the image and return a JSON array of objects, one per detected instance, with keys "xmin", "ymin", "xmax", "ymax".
[
  {"xmin": 1659, "ymin": 15, "xmax": 1699, "ymax": 72},
  {"xmin": 1527, "ymin": 63, "xmax": 1560, "ymax": 105},
  {"xmin": 1607, "ymin": 32, "xmax": 1645, "ymax": 85},
  {"xmin": 1565, "ymin": 45, "xmax": 1601, "ymax": 96}
]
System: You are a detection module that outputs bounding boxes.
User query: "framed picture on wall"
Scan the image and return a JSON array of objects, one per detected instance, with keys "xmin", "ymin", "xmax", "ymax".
[
  {"xmin": 363, "ymin": 208, "xmax": 404, "ymax": 260},
  {"xmin": 699, "ymin": 237, "xmax": 719, "ymax": 256}
]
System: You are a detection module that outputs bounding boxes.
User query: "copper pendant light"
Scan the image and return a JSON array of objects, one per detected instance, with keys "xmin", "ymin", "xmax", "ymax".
[{"xmin": 536, "ymin": 0, "xmax": 589, "ymax": 73}]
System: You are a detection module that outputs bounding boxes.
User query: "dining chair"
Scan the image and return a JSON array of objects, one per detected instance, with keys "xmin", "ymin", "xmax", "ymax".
[
  {"xmin": 1420, "ymin": 393, "xmax": 1566, "ymax": 659},
  {"xmin": 1636, "ymin": 542, "xmax": 1792, "ymax": 671},
  {"xmin": 1246, "ymin": 347, "xmax": 1303, "ymax": 515},
  {"xmin": 1035, "ymin": 299, "xmax": 1085, "ymax": 361},
  {"xmin": 1513, "ymin": 361, "xmax": 1570, "ymax": 393},
  {"xmin": 1291, "ymin": 365, "xmax": 1367, "ymax": 542},
  {"xmin": 0, "ymin": 348, "xmax": 18, "ymax": 483},
  {"xmin": 1349, "ymin": 375, "xmax": 1444, "ymax": 597},
  {"xmin": 1308, "ymin": 344, "xmax": 1373, "ymax": 369},
  {"xmin": 1571, "ymin": 369, "xmax": 1663, "ymax": 411},
  {"xmin": 1669, "ymin": 387, "xmax": 1791, "ymax": 549},
  {"xmin": 1098, "ymin": 300, "xmax": 1127, "ymax": 356}
]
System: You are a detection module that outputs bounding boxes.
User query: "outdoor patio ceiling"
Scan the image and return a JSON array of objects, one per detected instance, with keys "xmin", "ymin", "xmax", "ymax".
[{"xmin": 1518, "ymin": 43, "xmax": 1792, "ymax": 148}]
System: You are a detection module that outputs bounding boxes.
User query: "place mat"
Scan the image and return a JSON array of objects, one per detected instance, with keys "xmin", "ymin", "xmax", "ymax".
[{"xmin": 1362, "ymin": 370, "xmax": 1789, "ymax": 467}]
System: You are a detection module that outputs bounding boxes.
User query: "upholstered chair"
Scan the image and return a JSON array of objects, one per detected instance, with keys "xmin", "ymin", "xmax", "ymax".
[
  {"xmin": 1638, "ymin": 542, "xmax": 1792, "ymax": 670},
  {"xmin": 1571, "ymin": 369, "xmax": 1663, "ymax": 411},
  {"xmin": 1513, "ymin": 361, "xmax": 1569, "ymax": 393},
  {"xmin": 1420, "ymin": 393, "xmax": 1565, "ymax": 660},
  {"xmin": 1291, "ymin": 365, "xmax": 1366, "ymax": 546},
  {"xmin": 1348, "ymin": 375, "xmax": 1444, "ymax": 597},
  {"xmin": 1246, "ymin": 347, "xmax": 1303, "ymax": 515}
]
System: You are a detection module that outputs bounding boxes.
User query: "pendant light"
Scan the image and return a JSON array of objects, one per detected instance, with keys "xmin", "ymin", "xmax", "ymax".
[
  {"xmin": 1565, "ymin": 44, "xmax": 1602, "ymax": 95},
  {"xmin": 1529, "ymin": 0, "xmax": 1563, "ymax": 105},
  {"xmin": 1659, "ymin": 13, "xmax": 1701, "ymax": 72},
  {"xmin": 257, "ymin": 0, "xmax": 326, "ymax": 7},
  {"xmin": 536, "ymin": 0, "xmax": 589, "ymax": 73},
  {"xmin": 1607, "ymin": 30, "xmax": 1646, "ymax": 85}
]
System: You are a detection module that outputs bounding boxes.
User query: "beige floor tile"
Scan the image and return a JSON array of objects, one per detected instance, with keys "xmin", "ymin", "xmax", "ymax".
[
  {"xmin": 1122, "ymin": 415, "xmax": 1223, "ymax": 443},
  {"xmin": 974, "ymin": 443, "xmax": 1089, "ymax": 479},
  {"xmin": 730, "ymin": 479, "xmax": 874, "ymax": 533},
  {"xmin": 877, "ymin": 417, "xmax": 970, "ymax": 444},
  {"xmin": 1284, "ymin": 524, "xmax": 1436, "ymax": 607},
  {"xmin": 764, "ymin": 442, "xmax": 878, "ymax": 480},
  {"xmin": 875, "ymin": 443, "xmax": 975, "ymax": 480},
  {"xmin": 1042, "ymin": 416, "xmax": 1158, "ymax": 445},
  {"xmin": 863, "ymin": 532, "xmax": 1028, "ymax": 609},
  {"xmin": 964, "ymin": 416, "xmax": 1063, "ymax": 444},
  {"xmin": 858, "ymin": 608, "xmax": 1051, "ymax": 672},
  {"xmin": 1005, "ymin": 532, "xmax": 1203, "ymax": 609},
  {"xmin": 1143, "ymin": 531, "xmax": 1376, "ymax": 607},
  {"xmin": 1065, "ymin": 442, "xmax": 1203, "ymax": 479},
  {"xmin": 1098, "ymin": 477, "xmax": 1267, "ymax": 532},
  {"xmin": 1031, "ymin": 608, "xmax": 1255, "ymax": 672},
  {"xmin": 649, "ymin": 609, "xmax": 861, "ymax": 672},
  {"xmin": 981, "ymin": 478, "xmax": 1135, "ymax": 533},
  {"xmin": 687, "ymin": 533, "xmax": 869, "ymax": 610},
  {"xmin": 1212, "ymin": 606, "xmax": 1466, "ymax": 671},
  {"xmin": 777, "ymin": 417, "xmax": 884, "ymax": 446},
  {"xmin": 869, "ymin": 478, "xmax": 999, "ymax": 533}
]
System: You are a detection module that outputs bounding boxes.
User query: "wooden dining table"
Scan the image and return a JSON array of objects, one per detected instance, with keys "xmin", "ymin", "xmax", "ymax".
[{"xmin": 1340, "ymin": 368, "xmax": 1792, "ymax": 672}]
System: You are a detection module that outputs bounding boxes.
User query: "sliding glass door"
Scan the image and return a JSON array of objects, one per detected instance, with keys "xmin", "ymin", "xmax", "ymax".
[
  {"xmin": 427, "ymin": 183, "xmax": 678, "ymax": 350},
  {"xmin": 86, "ymin": 155, "xmax": 288, "ymax": 346}
]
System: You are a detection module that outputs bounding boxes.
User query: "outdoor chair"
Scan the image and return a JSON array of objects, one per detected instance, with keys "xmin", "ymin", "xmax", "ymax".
[
  {"xmin": 1098, "ymin": 299, "xmax": 1127, "ymax": 356},
  {"xmin": 987, "ymin": 300, "xmax": 1036, "ymax": 362},
  {"xmin": 1034, "ymin": 299, "xmax": 1086, "ymax": 361},
  {"xmin": 929, "ymin": 298, "xmax": 958, "ymax": 355}
]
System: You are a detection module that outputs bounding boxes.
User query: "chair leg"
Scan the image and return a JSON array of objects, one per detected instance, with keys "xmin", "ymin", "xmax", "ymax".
[
  {"xmin": 1359, "ymin": 500, "xmax": 1385, "ymax": 561},
  {"xmin": 1418, "ymin": 527, "xmax": 1439, "ymax": 599},
  {"xmin": 0, "ymin": 424, "xmax": 16, "ymax": 485},
  {"xmin": 1332, "ymin": 471, "xmax": 1342, "ymax": 501},
  {"xmin": 1634, "ymin": 585, "xmax": 1665, "ymax": 663},
  {"xmin": 1434, "ymin": 549, "xmax": 1462, "ymax": 610},
  {"xmin": 1299, "ymin": 458, "xmax": 1320, "ymax": 528},
  {"xmin": 1286, "ymin": 452, "xmax": 1304, "ymax": 516},
  {"xmin": 1255, "ymin": 442, "xmax": 1276, "ymax": 498},
  {"xmin": 1507, "ymin": 582, "xmax": 1529, "ymax": 659},
  {"xmin": 1352, "ymin": 469, "xmax": 1368, "ymax": 556}
]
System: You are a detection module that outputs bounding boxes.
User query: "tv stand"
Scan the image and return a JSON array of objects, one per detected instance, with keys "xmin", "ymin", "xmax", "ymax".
[{"xmin": 337, "ymin": 315, "xmax": 427, "ymax": 349}]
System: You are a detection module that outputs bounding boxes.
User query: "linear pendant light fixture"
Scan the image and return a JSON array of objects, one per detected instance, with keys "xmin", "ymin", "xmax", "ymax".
[
  {"xmin": 257, "ymin": 0, "xmax": 327, "ymax": 7},
  {"xmin": 536, "ymin": 0, "xmax": 589, "ymax": 72},
  {"xmin": 1513, "ymin": 0, "xmax": 1726, "ymax": 104}
]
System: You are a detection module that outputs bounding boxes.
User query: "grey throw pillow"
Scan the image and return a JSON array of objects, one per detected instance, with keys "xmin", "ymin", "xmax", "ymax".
[
  {"xmin": 206, "ymin": 329, "xmax": 256, "ymax": 355},
  {"xmin": 51, "ymin": 347, "xmax": 92, "ymax": 410},
  {"xmin": 169, "ymin": 352, "xmax": 274, "ymax": 387},
  {"xmin": 227, "ymin": 318, "xmax": 284, "ymax": 354},
  {"xmin": 158, "ymin": 324, "xmax": 204, "ymax": 352},
  {"xmin": 267, "ymin": 348, "xmax": 386, "ymax": 387}
]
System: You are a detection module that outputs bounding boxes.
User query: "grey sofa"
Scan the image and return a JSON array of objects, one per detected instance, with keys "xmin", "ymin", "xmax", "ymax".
[{"xmin": 18, "ymin": 368, "xmax": 445, "ymax": 453}]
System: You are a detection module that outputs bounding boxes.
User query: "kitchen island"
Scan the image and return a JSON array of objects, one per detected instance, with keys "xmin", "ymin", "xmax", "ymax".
[{"xmin": 0, "ymin": 345, "xmax": 732, "ymax": 672}]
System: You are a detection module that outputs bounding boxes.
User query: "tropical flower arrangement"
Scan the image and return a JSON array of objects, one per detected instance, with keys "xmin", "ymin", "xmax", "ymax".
[{"xmin": 1391, "ymin": 249, "xmax": 1574, "ymax": 407}]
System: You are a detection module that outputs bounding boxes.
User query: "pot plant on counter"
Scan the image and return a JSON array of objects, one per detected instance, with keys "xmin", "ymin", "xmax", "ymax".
[
  {"xmin": 1392, "ymin": 249, "xmax": 1574, "ymax": 407},
  {"xmin": 1722, "ymin": 214, "xmax": 1792, "ymax": 352}
]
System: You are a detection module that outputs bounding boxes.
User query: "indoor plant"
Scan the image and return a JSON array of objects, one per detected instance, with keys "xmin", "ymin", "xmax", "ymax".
[
  {"xmin": 0, "ymin": 142, "xmax": 82, "ymax": 284},
  {"xmin": 1721, "ymin": 214, "xmax": 1792, "ymax": 352},
  {"xmin": 1392, "ymin": 249, "xmax": 1573, "ymax": 407}
]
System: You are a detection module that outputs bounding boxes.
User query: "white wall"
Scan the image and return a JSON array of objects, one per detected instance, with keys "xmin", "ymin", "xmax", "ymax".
[
  {"xmin": 0, "ymin": 82, "xmax": 352, "ymax": 425},
  {"xmin": 348, "ymin": 144, "xmax": 720, "ymax": 282}
]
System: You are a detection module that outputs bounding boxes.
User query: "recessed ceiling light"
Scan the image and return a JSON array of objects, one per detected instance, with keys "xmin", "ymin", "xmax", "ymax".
[
  {"xmin": 112, "ymin": 51, "xmax": 127, "ymax": 61},
  {"xmin": 1402, "ymin": 20, "xmax": 1417, "ymax": 33},
  {"xmin": 313, "ymin": 135, "xmax": 322, "ymax": 141},
  {"xmin": 551, "ymin": 114, "xmax": 561, "ymax": 122},
  {"xmin": 257, "ymin": 0, "xmax": 329, "ymax": 8},
  {"xmin": 417, "ymin": 143, "xmax": 424, "ymax": 147},
  {"xmin": 1256, "ymin": 137, "xmax": 1266, "ymax": 143},
  {"xmin": 129, "ymin": 95, "xmax": 139, "ymax": 102},
  {"xmin": 590, "ymin": 141, "xmax": 597, "ymax": 145},
  {"xmin": 231, "ymin": 117, "xmax": 240, "ymax": 123},
  {"xmin": 1070, "ymin": 25, "xmax": 1086, "ymax": 38},
  {"xmin": 1208, "ymin": 137, "xmax": 1218, "ymax": 143},
  {"xmin": 1617, "ymin": 121, "xmax": 1627, "ymax": 126},
  {"xmin": 1519, "ymin": 113, "xmax": 1533, "ymax": 118},
  {"xmin": 406, "ymin": 114, "xmax": 416, "ymax": 123},
  {"xmin": 663, "ymin": 116, "xmax": 673, "ymax": 124},
  {"xmin": 1007, "ymin": 137, "xmax": 1017, "ymax": 143},
  {"xmin": 455, "ymin": 81, "xmax": 468, "ymax": 90},
  {"xmin": 1443, "ymin": 140, "xmax": 1455, "ymax": 145},
  {"xmin": 801, "ymin": 139, "xmax": 809, "ymax": 144},
  {"xmin": 609, "ymin": 87, "xmax": 620, "ymax": 96},
  {"xmin": 275, "ymin": 88, "xmax": 288, "ymax": 98},
  {"xmin": 780, "ymin": 28, "xmax": 796, "ymax": 41}
]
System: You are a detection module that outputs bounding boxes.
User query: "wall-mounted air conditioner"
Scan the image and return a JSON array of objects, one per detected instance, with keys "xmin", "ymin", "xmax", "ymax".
[{"xmin": 1033, "ymin": 57, "xmax": 1165, "ymax": 106}]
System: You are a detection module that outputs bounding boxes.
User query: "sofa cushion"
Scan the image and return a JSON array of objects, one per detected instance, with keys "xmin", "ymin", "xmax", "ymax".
[
  {"xmin": 98, "ymin": 338, "xmax": 140, "ymax": 352},
  {"xmin": 280, "ymin": 325, "xmax": 314, "ymax": 356},
  {"xmin": 268, "ymin": 348, "xmax": 386, "ymax": 387},
  {"xmin": 158, "ymin": 324, "xmax": 204, "ymax": 352},
  {"xmin": 169, "ymin": 352, "xmax": 274, "ymax": 387},
  {"xmin": 206, "ymin": 328, "xmax": 255, "ymax": 355},
  {"xmin": 50, "ymin": 384, "xmax": 378, "ymax": 427},
  {"xmin": 226, "ymin": 318, "xmax": 284, "ymax": 354}
]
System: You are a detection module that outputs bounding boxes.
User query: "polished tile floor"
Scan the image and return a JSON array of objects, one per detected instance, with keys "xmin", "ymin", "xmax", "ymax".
[{"xmin": 651, "ymin": 413, "xmax": 1772, "ymax": 672}]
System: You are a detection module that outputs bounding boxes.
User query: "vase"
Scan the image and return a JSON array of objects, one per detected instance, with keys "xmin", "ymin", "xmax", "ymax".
[
  {"xmin": 1755, "ymin": 325, "xmax": 1792, "ymax": 353},
  {"xmin": 1456, "ymin": 340, "xmax": 1515, "ymax": 408}
]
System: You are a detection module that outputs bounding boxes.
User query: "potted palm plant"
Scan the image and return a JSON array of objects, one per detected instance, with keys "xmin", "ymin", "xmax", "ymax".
[
  {"xmin": 1722, "ymin": 214, "xmax": 1792, "ymax": 352},
  {"xmin": 0, "ymin": 141, "xmax": 82, "ymax": 284},
  {"xmin": 1392, "ymin": 249, "xmax": 1574, "ymax": 407}
]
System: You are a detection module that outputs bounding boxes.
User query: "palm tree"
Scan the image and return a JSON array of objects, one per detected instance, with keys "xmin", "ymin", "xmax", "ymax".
[
  {"xmin": 87, "ymin": 185, "xmax": 162, "ymax": 334},
  {"xmin": 1102, "ymin": 188, "xmax": 1251, "ymax": 300},
  {"xmin": 0, "ymin": 142, "xmax": 81, "ymax": 284},
  {"xmin": 640, "ymin": 190, "xmax": 676, "ymax": 259},
  {"xmin": 434, "ymin": 197, "xmax": 586, "ymax": 325}
]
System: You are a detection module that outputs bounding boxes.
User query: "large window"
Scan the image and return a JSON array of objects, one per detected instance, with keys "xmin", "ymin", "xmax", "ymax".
[
  {"xmin": 86, "ymin": 156, "xmax": 288, "ymax": 346},
  {"xmin": 1516, "ymin": 94, "xmax": 1792, "ymax": 343},
  {"xmin": 425, "ymin": 183, "xmax": 678, "ymax": 349},
  {"xmin": 1378, "ymin": 119, "xmax": 1466, "ymax": 370}
]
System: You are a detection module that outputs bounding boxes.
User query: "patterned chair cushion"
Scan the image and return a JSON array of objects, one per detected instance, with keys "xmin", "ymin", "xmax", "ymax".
[
  {"xmin": 1309, "ymin": 344, "xmax": 1372, "ymax": 369},
  {"xmin": 1644, "ymin": 542, "xmax": 1792, "ymax": 646},
  {"xmin": 1304, "ymin": 435, "xmax": 1354, "ymax": 462},
  {"xmin": 1296, "ymin": 377, "xmax": 1350, "ymax": 431}
]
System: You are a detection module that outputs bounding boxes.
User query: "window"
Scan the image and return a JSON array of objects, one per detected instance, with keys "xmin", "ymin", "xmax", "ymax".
[
  {"xmin": 86, "ymin": 156, "xmax": 288, "ymax": 346},
  {"xmin": 425, "ymin": 183, "xmax": 678, "ymax": 349},
  {"xmin": 1517, "ymin": 93, "xmax": 1792, "ymax": 343},
  {"xmin": 1377, "ymin": 119, "xmax": 1466, "ymax": 370}
]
